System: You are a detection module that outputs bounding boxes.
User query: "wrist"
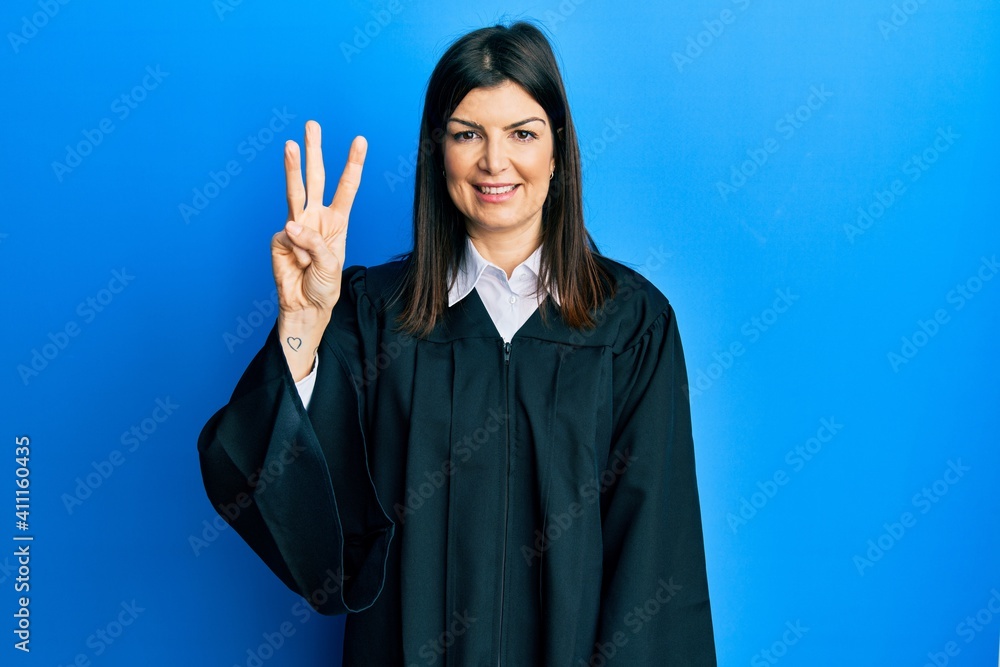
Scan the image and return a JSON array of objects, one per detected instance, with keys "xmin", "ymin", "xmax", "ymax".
[
  {"xmin": 277, "ymin": 307, "xmax": 331, "ymax": 330},
  {"xmin": 277, "ymin": 311, "xmax": 328, "ymax": 381}
]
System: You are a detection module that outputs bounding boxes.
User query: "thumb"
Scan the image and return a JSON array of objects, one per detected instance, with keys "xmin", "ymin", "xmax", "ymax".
[{"xmin": 285, "ymin": 221, "xmax": 338, "ymax": 274}]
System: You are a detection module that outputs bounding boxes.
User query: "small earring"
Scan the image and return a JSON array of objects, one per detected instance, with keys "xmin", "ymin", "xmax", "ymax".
[{"xmin": 549, "ymin": 171, "xmax": 554, "ymax": 180}]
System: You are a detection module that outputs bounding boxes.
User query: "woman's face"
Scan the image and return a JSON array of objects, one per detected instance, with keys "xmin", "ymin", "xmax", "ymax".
[{"xmin": 443, "ymin": 81, "xmax": 556, "ymax": 239}]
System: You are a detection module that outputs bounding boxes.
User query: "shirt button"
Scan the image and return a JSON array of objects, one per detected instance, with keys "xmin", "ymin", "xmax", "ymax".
[{"xmin": 509, "ymin": 295, "xmax": 517, "ymax": 304}]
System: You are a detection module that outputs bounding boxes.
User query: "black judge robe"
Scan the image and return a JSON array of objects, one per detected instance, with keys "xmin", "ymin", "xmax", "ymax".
[{"xmin": 197, "ymin": 255, "xmax": 716, "ymax": 666}]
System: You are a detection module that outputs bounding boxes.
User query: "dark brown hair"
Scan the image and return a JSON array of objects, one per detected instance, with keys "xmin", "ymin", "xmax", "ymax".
[{"xmin": 393, "ymin": 20, "xmax": 614, "ymax": 337}]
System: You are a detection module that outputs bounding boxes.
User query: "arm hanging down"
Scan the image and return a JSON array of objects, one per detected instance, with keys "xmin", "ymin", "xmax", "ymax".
[{"xmin": 594, "ymin": 304, "xmax": 716, "ymax": 664}]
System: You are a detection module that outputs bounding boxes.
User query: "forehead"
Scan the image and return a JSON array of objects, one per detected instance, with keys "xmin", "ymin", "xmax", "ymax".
[{"xmin": 451, "ymin": 80, "xmax": 547, "ymax": 121}]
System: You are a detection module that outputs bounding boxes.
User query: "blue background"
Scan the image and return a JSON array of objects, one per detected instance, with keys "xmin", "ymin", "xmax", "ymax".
[{"xmin": 3, "ymin": 0, "xmax": 998, "ymax": 665}]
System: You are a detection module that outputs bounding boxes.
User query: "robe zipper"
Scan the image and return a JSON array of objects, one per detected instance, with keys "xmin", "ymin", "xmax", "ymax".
[{"xmin": 497, "ymin": 340, "xmax": 512, "ymax": 666}]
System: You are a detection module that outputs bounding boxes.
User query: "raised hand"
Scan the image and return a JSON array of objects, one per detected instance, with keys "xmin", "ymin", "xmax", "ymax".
[{"xmin": 272, "ymin": 120, "xmax": 367, "ymax": 379}]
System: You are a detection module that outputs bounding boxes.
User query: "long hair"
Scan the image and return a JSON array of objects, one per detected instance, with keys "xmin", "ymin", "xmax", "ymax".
[{"xmin": 393, "ymin": 20, "xmax": 615, "ymax": 337}]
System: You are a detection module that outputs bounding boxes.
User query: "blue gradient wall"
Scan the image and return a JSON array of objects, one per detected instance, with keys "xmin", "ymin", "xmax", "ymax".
[{"xmin": 3, "ymin": 1, "xmax": 998, "ymax": 665}]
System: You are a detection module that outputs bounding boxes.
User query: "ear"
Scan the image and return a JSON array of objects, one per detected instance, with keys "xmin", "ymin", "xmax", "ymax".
[{"xmin": 551, "ymin": 127, "xmax": 562, "ymax": 175}]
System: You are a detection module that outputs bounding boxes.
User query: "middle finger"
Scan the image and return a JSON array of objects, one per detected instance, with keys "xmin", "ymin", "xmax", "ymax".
[{"xmin": 304, "ymin": 120, "xmax": 326, "ymax": 210}]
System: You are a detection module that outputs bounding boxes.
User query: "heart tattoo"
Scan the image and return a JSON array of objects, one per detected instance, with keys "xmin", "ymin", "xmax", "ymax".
[{"xmin": 286, "ymin": 337, "xmax": 302, "ymax": 351}]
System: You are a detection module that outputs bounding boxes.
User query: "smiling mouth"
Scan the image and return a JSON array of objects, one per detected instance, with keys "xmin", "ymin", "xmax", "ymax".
[{"xmin": 476, "ymin": 184, "xmax": 518, "ymax": 195}]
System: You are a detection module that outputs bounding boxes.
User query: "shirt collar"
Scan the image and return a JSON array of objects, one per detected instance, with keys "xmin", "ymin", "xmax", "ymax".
[{"xmin": 447, "ymin": 236, "xmax": 560, "ymax": 307}]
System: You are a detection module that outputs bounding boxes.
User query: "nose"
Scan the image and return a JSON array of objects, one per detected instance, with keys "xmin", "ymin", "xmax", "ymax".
[{"xmin": 478, "ymin": 135, "xmax": 509, "ymax": 175}]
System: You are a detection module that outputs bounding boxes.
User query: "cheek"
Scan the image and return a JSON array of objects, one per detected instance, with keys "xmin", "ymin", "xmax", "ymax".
[
  {"xmin": 442, "ymin": 150, "xmax": 467, "ymax": 202},
  {"xmin": 443, "ymin": 144, "xmax": 469, "ymax": 177},
  {"xmin": 446, "ymin": 182, "xmax": 465, "ymax": 210},
  {"xmin": 525, "ymin": 145, "xmax": 554, "ymax": 180},
  {"xmin": 443, "ymin": 177, "xmax": 469, "ymax": 212},
  {"xmin": 526, "ymin": 159, "xmax": 553, "ymax": 187}
]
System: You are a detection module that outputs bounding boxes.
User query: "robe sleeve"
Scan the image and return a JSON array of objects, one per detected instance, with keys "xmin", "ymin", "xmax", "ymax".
[
  {"xmin": 596, "ymin": 302, "xmax": 717, "ymax": 663},
  {"xmin": 196, "ymin": 266, "xmax": 395, "ymax": 615}
]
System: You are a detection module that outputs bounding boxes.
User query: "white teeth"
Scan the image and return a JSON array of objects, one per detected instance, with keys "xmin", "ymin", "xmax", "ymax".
[{"xmin": 477, "ymin": 185, "xmax": 517, "ymax": 195}]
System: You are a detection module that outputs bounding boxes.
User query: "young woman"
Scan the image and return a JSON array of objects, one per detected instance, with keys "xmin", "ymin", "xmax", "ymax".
[{"xmin": 198, "ymin": 20, "xmax": 716, "ymax": 666}]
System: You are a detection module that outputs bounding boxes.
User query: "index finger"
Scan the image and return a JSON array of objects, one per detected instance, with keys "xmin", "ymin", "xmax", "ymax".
[
  {"xmin": 328, "ymin": 135, "xmax": 367, "ymax": 220},
  {"xmin": 284, "ymin": 140, "xmax": 305, "ymax": 221}
]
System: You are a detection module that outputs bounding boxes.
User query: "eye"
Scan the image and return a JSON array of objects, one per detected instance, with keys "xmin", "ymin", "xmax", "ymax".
[
  {"xmin": 453, "ymin": 130, "xmax": 479, "ymax": 142},
  {"xmin": 513, "ymin": 130, "xmax": 538, "ymax": 142}
]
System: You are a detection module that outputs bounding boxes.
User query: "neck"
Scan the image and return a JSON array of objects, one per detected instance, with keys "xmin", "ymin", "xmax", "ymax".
[{"xmin": 465, "ymin": 222, "xmax": 542, "ymax": 278}]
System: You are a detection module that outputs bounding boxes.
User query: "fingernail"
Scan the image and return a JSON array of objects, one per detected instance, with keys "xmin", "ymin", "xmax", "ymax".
[{"xmin": 288, "ymin": 223, "xmax": 302, "ymax": 235}]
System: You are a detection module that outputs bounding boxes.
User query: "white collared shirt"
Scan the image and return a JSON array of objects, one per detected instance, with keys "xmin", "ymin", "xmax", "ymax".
[{"xmin": 294, "ymin": 237, "xmax": 558, "ymax": 409}]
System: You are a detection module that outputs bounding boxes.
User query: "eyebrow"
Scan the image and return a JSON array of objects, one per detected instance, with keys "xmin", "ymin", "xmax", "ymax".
[{"xmin": 446, "ymin": 116, "xmax": 547, "ymax": 131}]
